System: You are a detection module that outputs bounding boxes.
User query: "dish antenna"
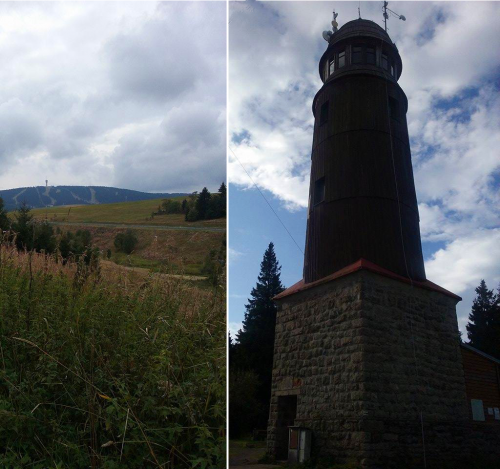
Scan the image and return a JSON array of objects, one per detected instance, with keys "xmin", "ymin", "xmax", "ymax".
[
  {"xmin": 383, "ymin": 1, "xmax": 406, "ymax": 32},
  {"xmin": 322, "ymin": 9, "xmax": 338, "ymax": 42}
]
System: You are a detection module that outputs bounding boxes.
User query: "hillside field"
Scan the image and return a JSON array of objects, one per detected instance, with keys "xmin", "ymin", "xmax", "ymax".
[
  {"xmin": 77, "ymin": 225, "xmax": 225, "ymax": 276},
  {"xmin": 26, "ymin": 197, "xmax": 226, "ymax": 228},
  {"xmin": 7, "ymin": 197, "xmax": 226, "ymax": 277}
]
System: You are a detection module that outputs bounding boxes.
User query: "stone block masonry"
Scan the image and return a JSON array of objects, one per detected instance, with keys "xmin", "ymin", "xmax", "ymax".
[{"xmin": 268, "ymin": 269, "xmax": 500, "ymax": 467}]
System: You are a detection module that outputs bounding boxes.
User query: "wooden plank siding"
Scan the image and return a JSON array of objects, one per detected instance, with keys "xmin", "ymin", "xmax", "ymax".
[
  {"xmin": 461, "ymin": 345, "xmax": 500, "ymax": 424},
  {"xmin": 304, "ymin": 71, "xmax": 426, "ymax": 283}
]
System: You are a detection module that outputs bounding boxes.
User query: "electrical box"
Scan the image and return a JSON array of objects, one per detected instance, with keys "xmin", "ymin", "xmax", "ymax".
[{"xmin": 288, "ymin": 426, "xmax": 311, "ymax": 464}]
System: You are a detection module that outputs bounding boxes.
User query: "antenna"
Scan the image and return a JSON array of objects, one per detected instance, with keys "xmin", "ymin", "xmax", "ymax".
[
  {"xmin": 332, "ymin": 9, "xmax": 338, "ymax": 32},
  {"xmin": 322, "ymin": 9, "xmax": 338, "ymax": 43},
  {"xmin": 383, "ymin": 1, "xmax": 406, "ymax": 32},
  {"xmin": 358, "ymin": 2, "xmax": 361, "ymax": 19}
]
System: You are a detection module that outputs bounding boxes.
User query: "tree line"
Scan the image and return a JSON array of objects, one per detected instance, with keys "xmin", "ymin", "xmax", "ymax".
[
  {"xmin": 0, "ymin": 197, "xmax": 138, "ymax": 262},
  {"xmin": 154, "ymin": 183, "xmax": 226, "ymax": 222},
  {"xmin": 229, "ymin": 242, "xmax": 500, "ymax": 438},
  {"xmin": 0, "ymin": 199, "xmax": 95, "ymax": 261}
]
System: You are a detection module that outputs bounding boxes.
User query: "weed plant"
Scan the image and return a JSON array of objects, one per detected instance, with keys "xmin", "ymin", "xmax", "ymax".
[{"xmin": 0, "ymin": 243, "xmax": 225, "ymax": 468}]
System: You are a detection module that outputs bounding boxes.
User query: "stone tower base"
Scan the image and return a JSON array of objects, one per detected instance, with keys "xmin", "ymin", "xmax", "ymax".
[{"xmin": 267, "ymin": 260, "xmax": 500, "ymax": 468}]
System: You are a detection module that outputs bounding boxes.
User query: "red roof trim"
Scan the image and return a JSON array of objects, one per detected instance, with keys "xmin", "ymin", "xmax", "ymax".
[{"xmin": 273, "ymin": 258, "xmax": 461, "ymax": 301}]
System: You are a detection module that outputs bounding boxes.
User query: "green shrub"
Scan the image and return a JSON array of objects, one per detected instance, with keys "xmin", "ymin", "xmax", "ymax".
[{"xmin": 114, "ymin": 230, "xmax": 138, "ymax": 254}]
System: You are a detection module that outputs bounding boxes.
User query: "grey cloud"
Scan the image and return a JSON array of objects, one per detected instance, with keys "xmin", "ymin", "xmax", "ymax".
[
  {"xmin": 0, "ymin": 98, "xmax": 43, "ymax": 162},
  {"xmin": 0, "ymin": 2, "xmax": 225, "ymax": 193}
]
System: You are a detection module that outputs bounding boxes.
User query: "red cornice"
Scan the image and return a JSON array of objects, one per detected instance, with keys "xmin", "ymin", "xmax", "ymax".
[{"xmin": 274, "ymin": 258, "xmax": 461, "ymax": 301}]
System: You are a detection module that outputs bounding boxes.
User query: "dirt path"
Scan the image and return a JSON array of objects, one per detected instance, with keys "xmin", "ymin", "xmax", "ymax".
[
  {"xmin": 47, "ymin": 221, "xmax": 225, "ymax": 232},
  {"xmin": 229, "ymin": 441, "xmax": 280, "ymax": 469},
  {"xmin": 100, "ymin": 260, "xmax": 207, "ymax": 281}
]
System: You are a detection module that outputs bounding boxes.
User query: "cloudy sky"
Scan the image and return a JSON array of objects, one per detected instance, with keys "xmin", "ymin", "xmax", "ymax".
[
  {"xmin": 0, "ymin": 1, "xmax": 226, "ymax": 193},
  {"xmin": 228, "ymin": 1, "xmax": 500, "ymax": 337}
]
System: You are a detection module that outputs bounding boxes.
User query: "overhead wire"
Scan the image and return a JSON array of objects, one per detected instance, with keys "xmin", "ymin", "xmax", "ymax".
[
  {"xmin": 381, "ymin": 35, "xmax": 427, "ymax": 469},
  {"xmin": 228, "ymin": 145, "xmax": 304, "ymax": 256}
]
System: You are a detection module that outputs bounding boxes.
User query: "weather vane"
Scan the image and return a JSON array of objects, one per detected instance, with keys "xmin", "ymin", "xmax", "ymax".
[{"xmin": 383, "ymin": 1, "xmax": 406, "ymax": 32}]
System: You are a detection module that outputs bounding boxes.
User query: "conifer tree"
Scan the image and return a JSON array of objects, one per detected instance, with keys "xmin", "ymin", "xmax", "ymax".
[
  {"xmin": 0, "ymin": 197, "xmax": 9, "ymax": 233},
  {"xmin": 196, "ymin": 187, "xmax": 211, "ymax": 220},
  {"xmin": 233, "ymin": 242, "xmax": 284, "ymax": 429},
  {"xmin": 218, "ymin": 182, "xmax": 226, "ymax": 217},
  {"xmin": 12, "ymin": 201, "xmax": 35, "ymax": 251},
  {"xmin": 466, "ymin": 279, "xmax": 499, "ymax": 357}
]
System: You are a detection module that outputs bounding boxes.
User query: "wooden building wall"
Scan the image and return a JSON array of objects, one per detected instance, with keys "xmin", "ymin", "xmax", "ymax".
[{"xmin": 461, "ymin": 345, "xmax": 500, "ymax": 423}]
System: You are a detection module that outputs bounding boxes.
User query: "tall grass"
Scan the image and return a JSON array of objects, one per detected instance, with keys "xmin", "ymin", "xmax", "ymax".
[{"xmin": 0, "ymin": 243, "xmax": 225, "ymax": 468}]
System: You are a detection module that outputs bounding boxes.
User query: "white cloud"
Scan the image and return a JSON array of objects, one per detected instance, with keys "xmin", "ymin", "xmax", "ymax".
[
  {"xmin": 425, "ymin": 229, "xmax": 500, "ymax": 334},
  {"xmin": 426, "ymin": 229, "xmax": 500, "ymax": 295},
  {"xmin": 228, "ymin": 247, "xmax": 245, "ymax": 263},
  {"xmin": 228, "ymin": 321, "xmax": 243, "ymax": 339}
]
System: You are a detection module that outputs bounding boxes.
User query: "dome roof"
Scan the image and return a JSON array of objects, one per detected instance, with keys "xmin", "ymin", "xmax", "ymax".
[
  {"xmin": 329, "ymin": 19, "xmax": 393, "ymax": 47},
  {"xmin": 318, "ymin": 18, "xmax": 402, "ymax": 83}
]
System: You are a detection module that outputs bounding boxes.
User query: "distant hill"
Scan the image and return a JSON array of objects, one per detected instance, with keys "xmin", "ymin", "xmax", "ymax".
[{"xmin": 0, "ymin": 186, "xmax": 187, "ymax": 211}]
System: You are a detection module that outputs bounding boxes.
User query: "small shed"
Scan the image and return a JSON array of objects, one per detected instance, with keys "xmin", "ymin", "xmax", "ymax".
[{"xmin": 461, "ymin": 343, "xmax": 500, "ymax": 423}]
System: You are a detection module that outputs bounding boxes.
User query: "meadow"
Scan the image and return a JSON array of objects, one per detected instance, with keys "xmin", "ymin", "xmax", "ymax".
[
  {"xmin": 11, "ymin": 197, "xmax": 227, "ymax": 278},
  {"xmin": 27, "ymin": 197, "xmax": 225, "ymax": 228},
  {"xmin": 0, "ymin": 243, "xmax": 226, "ymax": 468}
]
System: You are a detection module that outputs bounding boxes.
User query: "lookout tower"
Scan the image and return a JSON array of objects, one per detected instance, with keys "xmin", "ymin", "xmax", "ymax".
[
  {"xmin": 304, "ymin": 18, "xmax": 425, "ymax": 283},
  {"xmin": 266, "ymin": 16, "xmax": 499, "ymax": 467}
]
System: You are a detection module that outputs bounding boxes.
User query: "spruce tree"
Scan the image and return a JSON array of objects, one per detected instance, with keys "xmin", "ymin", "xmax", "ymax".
[
  {"xmin": 0, "ymin": 197, "xmax": 10, "ymax": 233},
  {"xmin": 234, "ymin": 242, "xmax": 284, "ymax": 429},
  {"xmin": 12, "ymin": 201, "xmax": 35, "ymax": 251},
  {"xmin": 218, "ymin": 182, "xmax": 227, "ymax": 217},
  {"xmin": 196, "ymin": 187, "xmax": 211, "ymax": 220},
  {"xmin": 466, "ymin": 279, "xmax": 499, "ymax": 357}
]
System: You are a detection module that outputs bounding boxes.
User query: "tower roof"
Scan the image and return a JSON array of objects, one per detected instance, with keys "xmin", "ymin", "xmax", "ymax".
[
  {"xmin": 329, "ymin": 19, "xmax": 393, "ymax": 47},
  {"xmin": 318, "ymin": 17, "xmax": 403, "ymax": 84}
]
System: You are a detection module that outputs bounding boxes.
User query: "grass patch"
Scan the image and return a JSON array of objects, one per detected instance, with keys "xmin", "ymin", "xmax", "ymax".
[
  {"xmin": 111, "ymin": 252, "xmax": 163, "ymax": 271},
  {"xmin": 0, "ymin": 244, "xmax": 225, "ymax": 468},
  {"xmin": 25, "ymin": 198, "xmax": 225, "ymax": 228}
]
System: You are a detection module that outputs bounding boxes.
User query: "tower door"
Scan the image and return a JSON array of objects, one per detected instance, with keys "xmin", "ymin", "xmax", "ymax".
[{"xmin": 275, "ymin": 395, "xmax": 297, "ymax": 460}]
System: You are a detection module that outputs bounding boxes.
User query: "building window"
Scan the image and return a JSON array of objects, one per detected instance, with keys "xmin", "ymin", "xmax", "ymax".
[
  {"xmin": 391, "ymin": 62, "xmax": 395, "ymax": 77},
  {"xmin": 381, "ymin": 53, "xmax": 388, "ymax": 70},
  {"xmin": 366, "ymin": 47, "xmax": 375, "ymax": 64},
  {"xmin": 329, "ymin": 58, "xmax": 335, "ymax": 75},
  {"xmin": 471, "ymin": 399, "xmax": 485, "ymax": 421},
  {"xmin": 388, "ymin": 96, "xmax": 400, "ymax": 120},
  {"xmin": 338, "ymin": 50, "xmax": 345, "ymax": 68},
  {"xmin": 352, "ymin": 45, "xmax": 362, "ymax": 64},
  {"xmin": 319, "ymin": 101, "xmax": 329, "ymax": 125},
  {"xmin": 314, "ymin": 177, "xmax": 325, "ymax": 205}
]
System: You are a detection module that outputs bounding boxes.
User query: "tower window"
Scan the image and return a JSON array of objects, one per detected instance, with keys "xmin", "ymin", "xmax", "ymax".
[
  {"xmin": 319, "ymin": 101, "xmax": 329, "ymax": 126},
  {"xmin": 390, "ymin": 62, "xmax": 395, "ymax": 77},
  {"xmin": 381, "ymin": 53, "xmax": 388, "ymax": 70},
  {"xmin": 314, "ymin": 177, "xmax": 325, "ymax": 205},
  {"xmin": 388, "ymin": 96, "xmax": 400, "ymax": 120},
  {"xmin": 366, "ymin": 47, "xmax": 375, "ymax": 64},
  {"xmin": 329, "ymin": 58, "xmax": 335, "ymax": 75},
  {"xmin": 338, "ymin": 50, "xmax": 345, "ymax": 68},
  {"xmin": 352, "ymin": 45, "xmax": 362, "ymax": 64}
]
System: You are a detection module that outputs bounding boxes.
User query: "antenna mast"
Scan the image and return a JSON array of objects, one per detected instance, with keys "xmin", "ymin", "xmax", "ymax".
[
  {"xmin": 383, "ymin": 1, "xmax": 406, "ymax": 32},
  {"xmin": 322, "ymin": 9, "xmax": 338, "ymax": 42}
]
